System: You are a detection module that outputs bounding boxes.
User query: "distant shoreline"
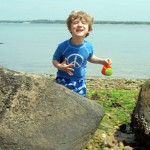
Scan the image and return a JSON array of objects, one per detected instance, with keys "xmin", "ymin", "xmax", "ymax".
[{"xmin": 0, "ymin": 20, "xmax": 150, "ymax": 25}]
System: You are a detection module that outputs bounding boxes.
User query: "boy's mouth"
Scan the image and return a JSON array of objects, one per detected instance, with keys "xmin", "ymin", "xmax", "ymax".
[{"xmin": 76, "ymin": 29, "xmax": 84, "ymax": 32}]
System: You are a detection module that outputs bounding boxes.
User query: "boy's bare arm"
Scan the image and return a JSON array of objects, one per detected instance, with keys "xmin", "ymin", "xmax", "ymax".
[{"xmin": 88, "ymin": 55, "xmax": 112, "ymax": 65}]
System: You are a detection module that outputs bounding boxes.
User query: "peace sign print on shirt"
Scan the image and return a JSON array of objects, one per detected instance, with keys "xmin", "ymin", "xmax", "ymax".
[{"xmin": 67, "ymin": 53, "xmax": 84, "ymax": 68}]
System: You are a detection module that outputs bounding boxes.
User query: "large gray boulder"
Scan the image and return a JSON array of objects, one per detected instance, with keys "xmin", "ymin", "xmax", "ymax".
[
  {"xmin": 131, "ymin": 79, "xmax": 150, "ymax": 148},
  {"xmin": 0, "ymin": 67, "xmax": 104, "ymax": 150}
]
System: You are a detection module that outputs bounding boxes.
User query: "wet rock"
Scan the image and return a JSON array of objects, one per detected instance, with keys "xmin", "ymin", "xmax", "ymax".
[
  {"xmin": 0, "ymin": 67, "xmax": 104, "ymax": 150},
  {"xmin": 131, "ymin": 79, "xmax": 150, "ymax": 148}
]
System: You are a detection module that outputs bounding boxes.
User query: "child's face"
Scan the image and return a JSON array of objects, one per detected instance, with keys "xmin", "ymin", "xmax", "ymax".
[{"xmin": 69, "ymin": 17, "xmax": 89, "ymax": 38}]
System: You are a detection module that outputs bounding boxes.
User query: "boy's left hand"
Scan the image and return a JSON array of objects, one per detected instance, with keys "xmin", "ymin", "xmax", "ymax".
[{"xmin": 104, "ymin": 58, "xmax": 112, "ymax": 66}]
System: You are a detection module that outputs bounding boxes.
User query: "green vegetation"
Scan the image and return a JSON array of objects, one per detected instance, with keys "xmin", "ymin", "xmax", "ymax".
[
  {"xmin": 87, "ymin": 88, "xmax": 139, "ymax": 131},
  {"xmin": 85, "ymin": 85, "xmax": 140, "ymax": 149}
]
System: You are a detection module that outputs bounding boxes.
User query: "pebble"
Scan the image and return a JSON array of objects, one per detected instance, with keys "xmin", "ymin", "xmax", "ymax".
[{"xmin": 123, "ymin": 146, "xmax": 133, "ymax": 150}]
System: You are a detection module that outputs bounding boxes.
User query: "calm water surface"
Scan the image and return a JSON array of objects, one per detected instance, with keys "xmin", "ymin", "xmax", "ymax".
[{"xmin": 0, "ymin": 23, "xmax": 150, "ymax": 79}]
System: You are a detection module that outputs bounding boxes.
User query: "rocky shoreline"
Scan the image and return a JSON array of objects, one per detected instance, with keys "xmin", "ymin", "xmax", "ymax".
[
  {"xmin": 85, "ymin": 78, "xmax": 149, "ymax": 150},
  {"xmin": 49, "ymin": 76, "xmax": 149, "ymax": 149},
  {"xmin": 86, "ymin": 77, "xmax": 147, "ymax": 90},
  {"xmin": 1, "ymin": 66, "xmax": 149, "ymax": 150}
]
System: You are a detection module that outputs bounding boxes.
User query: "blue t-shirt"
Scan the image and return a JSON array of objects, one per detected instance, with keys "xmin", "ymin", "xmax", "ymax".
[{"xmin": 53, "ymin": 39, "xmax": 93, "ymax": 80}]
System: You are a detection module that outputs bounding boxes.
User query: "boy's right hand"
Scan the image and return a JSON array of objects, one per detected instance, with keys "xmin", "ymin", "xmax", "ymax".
[{"xmin": 60, "ymin": 58, "xmax": 74, "ymax": 76}]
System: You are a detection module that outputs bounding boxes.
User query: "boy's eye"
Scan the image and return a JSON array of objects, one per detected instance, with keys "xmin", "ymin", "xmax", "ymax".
[
  {"xmin": 73, "ymin": 21, "xmax": 79, "ymax": 24},
  {"xmin": 82, "ymin": 21, "xmax": 86, "ymax": 24},
  {"xmin": 73, "ymin": 21, "xmax": 87, "ymax": 25}
]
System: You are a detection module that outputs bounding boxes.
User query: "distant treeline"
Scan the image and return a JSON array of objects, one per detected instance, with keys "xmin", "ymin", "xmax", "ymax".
[{"xmin": 0, "ymin": 20, "xmax": 150, "ymax": 25}]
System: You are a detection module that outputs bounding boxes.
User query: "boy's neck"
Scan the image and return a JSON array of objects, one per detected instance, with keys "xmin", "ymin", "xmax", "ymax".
[{"xmin": 71, "ymin": 37, "xmax": 84, "ymax": 45}]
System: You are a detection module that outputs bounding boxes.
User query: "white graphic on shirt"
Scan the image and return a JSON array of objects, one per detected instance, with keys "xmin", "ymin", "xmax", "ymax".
[{"xmin": 67, "ymin": 54, "xmax": 84, "ymax": 68}]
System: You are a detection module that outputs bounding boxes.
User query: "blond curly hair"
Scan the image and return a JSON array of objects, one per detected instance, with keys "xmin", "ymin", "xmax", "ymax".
[{"xmin": 66, "ymin": 11, "xmax": 94, "ymax": 37}]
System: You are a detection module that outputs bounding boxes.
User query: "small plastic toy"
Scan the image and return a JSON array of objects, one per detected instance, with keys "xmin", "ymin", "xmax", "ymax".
[{"xmin": 101, "ymin": 64, "xmax": 113, "ymax": 76}]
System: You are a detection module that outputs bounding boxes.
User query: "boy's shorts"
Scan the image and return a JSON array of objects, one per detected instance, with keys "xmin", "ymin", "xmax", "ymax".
[{"xmin": 56, "ymin": 77, "xmax": 86, "ymax": 97}]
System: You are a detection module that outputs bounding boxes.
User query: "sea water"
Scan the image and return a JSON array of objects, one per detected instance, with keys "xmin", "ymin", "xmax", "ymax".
[{"xmin": 0, "ymin": 23, "xmax": 150, "ymax": 79}]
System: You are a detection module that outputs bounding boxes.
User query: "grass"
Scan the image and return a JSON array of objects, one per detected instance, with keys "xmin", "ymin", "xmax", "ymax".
[
  {"xmin": 85, "ymin": 87, "xmax": 140, "ymax": 149},
  {"xmin": 86, "ymin": 88, "xmax": 139, "ymax": 132}
]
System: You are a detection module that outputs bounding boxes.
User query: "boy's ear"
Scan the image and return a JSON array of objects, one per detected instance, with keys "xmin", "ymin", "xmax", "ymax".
[
  {"xmin": 88, "ymin": 30, "xmax": 91, "ymax": 34},
  {"xmin": 68, "ymin": 29, "xmax": 72, "ymax": 34}
]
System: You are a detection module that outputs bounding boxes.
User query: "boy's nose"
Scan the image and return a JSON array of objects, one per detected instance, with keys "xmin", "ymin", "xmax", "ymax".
[{"xmin": 77, "ymin": 21, "xmax": 83, "ymax": 26}]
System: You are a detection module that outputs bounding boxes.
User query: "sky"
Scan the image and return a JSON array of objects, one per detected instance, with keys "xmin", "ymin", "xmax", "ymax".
[{"xmin": 0, "ymin": 0, "xmax": 150, "ymax": 21}]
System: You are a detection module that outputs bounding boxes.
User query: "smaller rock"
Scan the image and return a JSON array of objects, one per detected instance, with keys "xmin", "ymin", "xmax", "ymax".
[
  {"xmin": 118, "ymin": 141, "xmax": 124, "ymax": 149},
  {"xmin": 123, "ymin": 146, "xmax": 133, "ymax": 150}
]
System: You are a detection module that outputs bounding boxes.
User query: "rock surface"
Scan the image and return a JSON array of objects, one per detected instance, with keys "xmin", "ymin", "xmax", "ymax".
[
  {"xmin": 131, "ymin": 79, "xmax": 150, "ymax": 148},
  {"xmin": 0, "ymin": 67, "xmax": 104, "ymax": 150}
]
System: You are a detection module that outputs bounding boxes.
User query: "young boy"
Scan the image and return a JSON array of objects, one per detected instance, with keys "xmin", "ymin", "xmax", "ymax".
[{"xmin": 52, "ymin": 10, "xmax": 112, "ymax": 96}]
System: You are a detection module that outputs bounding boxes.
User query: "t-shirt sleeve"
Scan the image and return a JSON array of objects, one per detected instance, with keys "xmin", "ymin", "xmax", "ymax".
[
  {"xmin": 88, "ymin": 49, "xmax": 93, "ymax": 59},
  {"xmin": 87, "ymin": 44, "xmax": 94, "ymax": 59},
  {"xmin": 53, "ymin": 44, "xmax": 61, "ymax": 61}
]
